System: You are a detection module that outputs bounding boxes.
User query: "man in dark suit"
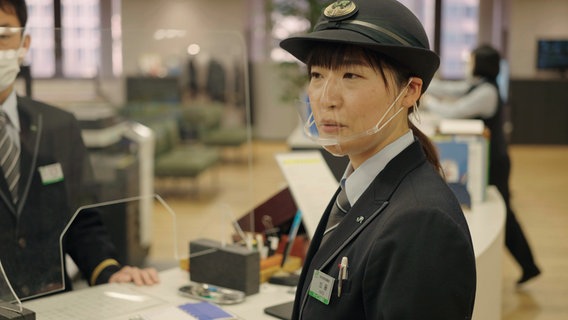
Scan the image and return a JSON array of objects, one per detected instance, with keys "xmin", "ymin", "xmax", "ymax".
[
  {"xmin": 0, "ymin": 0, "xmax": 158, "ymax": 300},
  {"xmin": 280, "ymin": 0, "xmax": 476, "ymax": 319}
]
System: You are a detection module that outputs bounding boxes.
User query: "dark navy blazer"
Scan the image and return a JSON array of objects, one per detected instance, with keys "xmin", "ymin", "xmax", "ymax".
[{"xmin": 292, "ymin": 140, "xmax": 477, "ymax": 320}]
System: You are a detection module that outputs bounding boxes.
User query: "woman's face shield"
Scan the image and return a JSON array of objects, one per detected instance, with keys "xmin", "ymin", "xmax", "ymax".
[{"xmin": 297, "ymin": 63, "xmax": 413, "ymax": 155}]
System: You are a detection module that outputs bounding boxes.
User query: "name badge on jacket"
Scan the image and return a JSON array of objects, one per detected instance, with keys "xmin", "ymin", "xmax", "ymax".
[
  {"xmin": 308, "ymin": 270, "xmax": 335, "ymax": 305},
  {"xmin": 38, "ymin": 163, "xmax": 64, "ymax": 185}
]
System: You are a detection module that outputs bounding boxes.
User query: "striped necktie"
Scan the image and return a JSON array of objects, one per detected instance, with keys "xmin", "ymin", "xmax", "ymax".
[
  {"xmin": 0, "ymin": 110, "xmax": 19, "ymax": 204},
  {"xmin": 321, "ymin": 188, "xmax": 351, "ymax": 245}
]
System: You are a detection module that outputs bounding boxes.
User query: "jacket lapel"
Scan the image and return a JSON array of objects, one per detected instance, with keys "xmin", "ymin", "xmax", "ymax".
[
  {"xmin": 310, "ymin": 141, "xmax": 426, "ymax": 271},
  {"xmin": 0, "ymin": 176, "xmax": 15, "ymax": 214},
  {"xmin": 311, "ymin": 194, "xmax": 389, "ymax": 270},
  {"xmin": 15, "ymin": 99, "xmax": 43, "ymax": 216}
]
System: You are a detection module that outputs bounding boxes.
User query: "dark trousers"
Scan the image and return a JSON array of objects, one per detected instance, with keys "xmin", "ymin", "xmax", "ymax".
[{"xmin": 490, "ymin": 155, "xmax": 539, "ymax": 273}]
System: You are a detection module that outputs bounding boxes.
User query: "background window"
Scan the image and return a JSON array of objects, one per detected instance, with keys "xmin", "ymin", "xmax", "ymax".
[
  {"xmin": 61, "ymin": 0, "xmax": 100, "ymax": 77},
  {"xmin": 440, "ymin": 0, "xmax": 479, "ymax": 79},
  {"xmin": 398, "ymin": 0, "xmax": 436, "ymax": 48},
  {"xmin": 25, "ymin": 0, "xmax": 101, "ymax": 78},
  {"xmin": 26, "ymin": 0, "xmax": 55, "ymax": 78}
]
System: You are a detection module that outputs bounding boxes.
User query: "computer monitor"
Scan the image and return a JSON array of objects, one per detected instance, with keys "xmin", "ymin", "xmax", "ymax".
[{"xmin": 536, "ymin": 39, "xmax": 568, "ymax": 71}]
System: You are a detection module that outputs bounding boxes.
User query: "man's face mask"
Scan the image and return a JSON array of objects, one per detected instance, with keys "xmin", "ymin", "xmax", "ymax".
[{"xmin": 0, "ymin": 27, "xmax": 26, "ymax": 91}]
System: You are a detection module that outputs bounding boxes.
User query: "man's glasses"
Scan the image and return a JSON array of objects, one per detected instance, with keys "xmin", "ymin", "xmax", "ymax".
[{"xmin": 0, "ymin": 27, "xmax": 25, "ymax": 49}]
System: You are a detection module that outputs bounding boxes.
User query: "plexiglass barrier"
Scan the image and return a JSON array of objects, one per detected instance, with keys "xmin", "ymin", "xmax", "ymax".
[
  {"xmin": 0, "ymin": 195, "xmax": 179, "ymax": 302},
  {"xmin": 0, "ymin": 260, "xmax": 22, "ymax": 314},
  {"xmin": 1, "ymin": 26, "xmax": 293, "ymax": 307}
]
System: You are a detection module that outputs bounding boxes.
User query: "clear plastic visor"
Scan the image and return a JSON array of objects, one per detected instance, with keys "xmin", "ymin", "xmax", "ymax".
[{"xmin": 297, "ymin": 76, "xmax": 412, "ymax": 153}]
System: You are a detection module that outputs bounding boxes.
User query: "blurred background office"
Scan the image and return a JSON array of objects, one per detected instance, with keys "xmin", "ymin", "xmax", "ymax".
[{"xmin": 13, "ymin": 0, "xmax": 568, "ymax": 319}]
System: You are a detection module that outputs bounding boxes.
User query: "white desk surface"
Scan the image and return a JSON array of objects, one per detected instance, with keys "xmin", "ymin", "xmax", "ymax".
[
  {"xmin": 23, "ymin": 267, "xmax": 295, "ymax": 320},
  {"xmin": 136, "ymin": 268, "xmax": 295, "ymax": 320}
]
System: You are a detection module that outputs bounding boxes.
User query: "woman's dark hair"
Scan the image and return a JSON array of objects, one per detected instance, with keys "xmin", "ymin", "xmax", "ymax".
[
  {"xmin": 409, "ymin": 107, "xmax": 442, "ymax": 174},
  {"xmin": 305, "ymin": 43, "xmax": 442, "ymax": 173},
  {"xmin": 0, "ymin": 0, "xmax": 28, "ymax": 28},
  {"xmin": 472, "ymin": 44, "xmax": 501, "ymax": 81}
]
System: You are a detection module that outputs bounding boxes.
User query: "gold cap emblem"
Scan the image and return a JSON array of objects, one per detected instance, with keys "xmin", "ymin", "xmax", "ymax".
[{"xmin": 323, "ymin": 0, "xmax": 358, "ymax": 21}]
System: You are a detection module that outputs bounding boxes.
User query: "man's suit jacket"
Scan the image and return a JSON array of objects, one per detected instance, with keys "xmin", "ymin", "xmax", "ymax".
[
  {"xmin": 292, "ymin": 141, "xmax": 476, "ymax": 320},
  {"xmin": 0, "ymin": 97, "xmax": 119, "ymax": 299}
]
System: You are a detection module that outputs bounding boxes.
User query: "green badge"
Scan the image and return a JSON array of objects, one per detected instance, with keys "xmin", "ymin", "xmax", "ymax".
[
  {"xmin": 308, "ymin": 270, "xmax": 335, "ymax": 305},
  {"xmin": 38, "ymin": 163, "xmax": 64, "ymax": 185}
]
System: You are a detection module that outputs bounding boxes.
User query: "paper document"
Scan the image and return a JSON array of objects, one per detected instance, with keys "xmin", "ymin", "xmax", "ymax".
[
  {"xmin": 275, "ymin": 151, "xmax": 339, "ymax": 237},
  {"xmin": 438, "ymin": 119, "xmax": 485, "ymax": 135}
]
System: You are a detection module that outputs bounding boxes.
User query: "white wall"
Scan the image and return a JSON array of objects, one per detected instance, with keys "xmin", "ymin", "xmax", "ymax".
[
  {"xmin": 120, "ymin": 0, "xmax": 300, "ymax": 140},
  {"xmin": 508, "ymin": 0, "xmax": 568, "ymax": 78},
  {"xmin": 121, "ymin": 0, "xmax": 248, "ymax": 76}
]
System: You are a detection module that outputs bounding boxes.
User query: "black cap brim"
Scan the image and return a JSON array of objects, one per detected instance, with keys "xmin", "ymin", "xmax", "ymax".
[{"xmin": 280, "ymin": 29, "xmax": 440, "ymax": 92}]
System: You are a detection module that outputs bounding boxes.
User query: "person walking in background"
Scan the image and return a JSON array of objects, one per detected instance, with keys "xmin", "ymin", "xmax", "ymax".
[{"xmin": 423, "ymin": 44, "xmax": 542, "ymax": 285}]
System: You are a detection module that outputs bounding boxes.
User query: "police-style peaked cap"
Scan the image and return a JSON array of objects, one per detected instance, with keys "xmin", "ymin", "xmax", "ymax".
[{"xmin": 280, "ymin": 0, "xmax": 440, "ymax": 92}]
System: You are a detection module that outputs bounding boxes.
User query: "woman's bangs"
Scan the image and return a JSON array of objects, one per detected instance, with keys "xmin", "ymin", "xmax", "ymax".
[{"xmin": 306, "ymin": 44, "xmax": 374, "ymax": 70}]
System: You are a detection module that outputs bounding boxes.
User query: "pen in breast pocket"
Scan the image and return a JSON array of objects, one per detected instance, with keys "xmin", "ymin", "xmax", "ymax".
[
  {"xmin": 338, "ymin": 256, "xmax": 348, "ymax": 297},
  {"xmin": 341, "ymin": 257, "xmax": 348, "ymax": 279}
]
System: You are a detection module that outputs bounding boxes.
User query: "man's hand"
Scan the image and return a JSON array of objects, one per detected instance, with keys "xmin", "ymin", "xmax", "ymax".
[{"xmin": 108, "ymin": 266, "xmax": 160, "ymax": 286}]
